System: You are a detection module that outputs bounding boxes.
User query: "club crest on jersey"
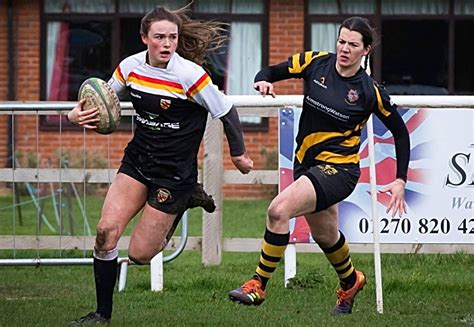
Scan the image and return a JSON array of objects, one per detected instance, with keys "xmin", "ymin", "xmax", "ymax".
[
  {"xmin": 156, "ymin": 188, "xmax": 172, "ymax": 203},
  {"xmin": 160, "ymin": 99, "xmax": 171, "ymax": 110},
  {"xmin": 345, "ymin": 89, "xmax": 359, "ymax": 105},
  {"xmin": 318, "ymin": 164, "xmax": 338, "ymax": 175}
]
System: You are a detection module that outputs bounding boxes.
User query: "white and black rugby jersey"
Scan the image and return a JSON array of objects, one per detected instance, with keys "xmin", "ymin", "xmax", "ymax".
[
  {"xmin": 255, "ymin": 51, "xmax": 410, "ymax": 181},
  {"xmin": 108, "ymin": 51, "xmax": 232, "ymax": 188}
]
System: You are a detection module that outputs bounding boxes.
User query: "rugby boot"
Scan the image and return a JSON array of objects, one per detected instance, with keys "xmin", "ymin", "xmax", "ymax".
[
  {"xmin": 187, "ymin": 183, "xmax": 216, "ymax": 213},
  {"xmin": 229, "ymin": 276, "xmax": 265, "ymax": 305},
  {"xmin": 333, "ymin": 270, "xmax": 366, "ymax": 314},
  {"xmin": 69, "ymin": 311, "xmax": 110, "ymax": 325}
]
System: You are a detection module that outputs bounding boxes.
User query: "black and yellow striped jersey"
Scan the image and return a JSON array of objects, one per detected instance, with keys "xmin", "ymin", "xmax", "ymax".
[{"xmin": 255, "ymin": 51, "xmax": 409, "ymax": 181}]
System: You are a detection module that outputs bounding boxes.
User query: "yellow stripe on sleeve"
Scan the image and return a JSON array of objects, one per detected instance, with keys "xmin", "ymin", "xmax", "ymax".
[
  {"xmin": 374, "ymin": 84, "xmax": 391, "ymax": 117},
  {"xmin": 188, "ymin": 75, "xmax": 211, "ymax": 98},
  {"xmin": 289, "ymin": 51, "xmax": 328, "ymax": 74},
  {"xmin": 114, "ymin": 69, "xmax": 125, "ymax": 84}
]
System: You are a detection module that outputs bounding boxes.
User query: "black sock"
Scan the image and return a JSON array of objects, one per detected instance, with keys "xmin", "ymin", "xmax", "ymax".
[{"xmin": 94, "ymin": 256, "xmax": 118, "ymax": 319}]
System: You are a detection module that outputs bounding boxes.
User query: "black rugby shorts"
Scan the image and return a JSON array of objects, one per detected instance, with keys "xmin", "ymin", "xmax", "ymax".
[
  {"xmin": 294, "ymin": 162, "xmax": 360, "ymax": 213},
  {"xmin": 118, "ymin": 162, "xmax": 193, "ymax": 214}
]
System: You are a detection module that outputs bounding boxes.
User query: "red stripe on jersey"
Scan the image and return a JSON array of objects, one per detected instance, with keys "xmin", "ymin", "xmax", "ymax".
[
  {"xmin": 186, "ymin": 73, "xmax": 210, "ymax": 97},
  {"xmin": 128, "ymin": 72, "xmax": 184, "ymax": 90},
  {"xmin": 115, "ymin": 66, "xmax": 125, "ymax": 84}
]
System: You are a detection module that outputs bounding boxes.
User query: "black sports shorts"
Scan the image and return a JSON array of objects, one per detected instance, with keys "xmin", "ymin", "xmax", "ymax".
[
  {"xmin": 294, "ymin": 162, "xmax": 360, "ymax": 213},
  {"xmin": 118, "ymin": 162, "xmax": 193, "ymax": 215}
]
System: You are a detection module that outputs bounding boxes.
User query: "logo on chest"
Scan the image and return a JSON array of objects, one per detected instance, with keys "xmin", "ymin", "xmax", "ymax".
[
  {"xmin": 345, "ymin": 89, "xmax": 359, "ymax": 105},
  {"xmin": 313, "ymin": 76, "xmax": 327, "ymax": 89},
  {"xmin": 160, "ymin": 99, "xmax": 171, "ymax": 110}
]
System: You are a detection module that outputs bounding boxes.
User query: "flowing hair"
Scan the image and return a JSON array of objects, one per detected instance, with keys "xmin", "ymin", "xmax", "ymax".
[{"xmin": 140, "ymin": 3, "xmax": 228, "ymax": 66}]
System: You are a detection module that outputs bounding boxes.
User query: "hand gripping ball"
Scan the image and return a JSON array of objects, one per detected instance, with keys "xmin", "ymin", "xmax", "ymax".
[{"xmin": 78, "ymin": 77, "xmax": 121, "ymax": 134}]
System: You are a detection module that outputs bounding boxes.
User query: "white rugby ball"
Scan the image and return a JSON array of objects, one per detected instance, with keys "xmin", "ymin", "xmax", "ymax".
[{"xmin": 78, "ymin": 77, "xmax": 121, "ymax": 134}]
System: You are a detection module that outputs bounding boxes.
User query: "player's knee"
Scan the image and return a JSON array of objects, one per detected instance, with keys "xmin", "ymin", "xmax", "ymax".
[
  {"xmin": 95, "ymin": 221, "xmax": 119, "ymax": 250},
  {"xmin": 128, "ymin": 254, "xmax": 148, "ymax": 265},
  {"xmin": 267, "ymin": 200, "xmax": 289, "ymax": 223},
  {"xmin": 128, "ymin": 251, "xmax": 157, "ymax": 265}
]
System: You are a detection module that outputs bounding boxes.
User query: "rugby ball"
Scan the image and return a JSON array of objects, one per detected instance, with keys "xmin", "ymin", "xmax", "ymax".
[{"xmin": 78, "ymin": 77, "xmax": 121, "ymax": 134}]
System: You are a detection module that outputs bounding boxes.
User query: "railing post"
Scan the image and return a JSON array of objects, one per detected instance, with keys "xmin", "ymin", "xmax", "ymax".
[{"xmin": 202, "ymin": 116, "xmax": 224, "ymax": 266}]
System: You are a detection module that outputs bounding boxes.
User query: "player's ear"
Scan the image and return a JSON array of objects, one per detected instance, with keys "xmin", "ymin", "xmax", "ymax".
[
  {"xmin": 363, "ymin": 45, "xmax": 371, "ymax": 56},
  {"xmin": 141, "ymin": 33, "xmax": 148, "ymax": 45}
]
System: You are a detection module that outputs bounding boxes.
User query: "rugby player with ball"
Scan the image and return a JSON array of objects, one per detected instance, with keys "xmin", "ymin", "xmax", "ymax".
[{"xmin": 67, "ymin": 4, "xmax": 253, "ymax": 324}]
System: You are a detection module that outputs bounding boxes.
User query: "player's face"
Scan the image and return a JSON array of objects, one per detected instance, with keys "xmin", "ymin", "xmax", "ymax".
[
  {"xmin": 141, "ymin": 20, "xmax": 178, "ymax": 68},
  {"xmin": 336, "ymin": 27, "xmax": 370, "ymax": 73}
]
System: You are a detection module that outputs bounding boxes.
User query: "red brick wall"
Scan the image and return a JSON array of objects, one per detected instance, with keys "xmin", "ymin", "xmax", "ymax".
[
  {"xmin": 220, "ymin": 0, "xmax": 305, "ymax": 198},
  {"xmin": 2, "ymin": 0, "xmax": 306, "ymax": 198},
  {"xmin": 269, "ymin": 0, "xmax": 305, "ymax": 95},
  {"xmin": 0, "ymin": 1, "xmax": 8, "ymax": 172},
  {"xmin": 12, "ymin": 0, "xmax": 41, "ymax": 165},
  {"xmin": 15, "ymin": 1, "xmax": 40, "ymax": 101},
  {"xmin": 0, "ymin": 2, "xmax": 7, "ymax": 101}
]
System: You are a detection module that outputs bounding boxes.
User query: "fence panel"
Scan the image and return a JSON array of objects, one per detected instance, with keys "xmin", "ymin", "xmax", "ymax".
[{"xmin": 0, "ymin": 95, "xmax": 473, "ymax": 267}]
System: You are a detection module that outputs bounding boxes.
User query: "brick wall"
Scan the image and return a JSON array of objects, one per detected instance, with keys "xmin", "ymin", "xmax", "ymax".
[
  {"xmin": 1, "ymin": 0, "xmax": 306, "ymax": 199},
  {"xmin": 220, "ymin": 0, "xmax": 305, "ymax": 198},
  {"xmin": 269, "ymin": 0, "xmax": 305, "ymax": 95},
  {"xmin": 0, "ymin": 2, "xmax": 7, "ymax": 102},
  {"xmin": 0, "ymin": 2, "xmax": 8, "ymax": 173},
  {"xmin": 12, "ymin": 0, "xmax": 41, "ymax": 166}
]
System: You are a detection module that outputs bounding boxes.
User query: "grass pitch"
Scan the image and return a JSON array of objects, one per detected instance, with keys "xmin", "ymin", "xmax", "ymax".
[
  {"xmin": 0, "ymin": 196, "xmax": 473, "ymax": 326},
  {"xmin": 0, "ymin": 252, "xmax": 473, "ymax": 326}
]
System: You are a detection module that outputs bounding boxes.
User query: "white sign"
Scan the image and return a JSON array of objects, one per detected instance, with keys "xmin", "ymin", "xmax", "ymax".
[{"xmin": 279, "ymin": 108, "xmax": 474, "ymax": 244}]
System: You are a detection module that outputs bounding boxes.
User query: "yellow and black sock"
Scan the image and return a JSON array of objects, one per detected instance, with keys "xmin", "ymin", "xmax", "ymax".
[
  {"xmin": 321, "ymin": 231, "xmax": 356, "ymax": 289},
  {"xmin": 254, "ymin": 228, "xmax": 289, "ymax": 289}
]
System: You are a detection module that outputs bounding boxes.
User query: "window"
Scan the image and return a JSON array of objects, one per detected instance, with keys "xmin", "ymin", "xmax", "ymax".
[
  {"xmin": 308, "ymin": 0, "xmax": 375, "ymax": 15},
  {"xmin": 454, "ymin": 20, "xmax": 474, "ymax": 94},
  {"xmin": 307, "ymin": 0, "xmax": 474, "ymax": 95},
  {"xmin": 381, "ymin": 0, "xmax": 448, "ymax": 15},
  {"xmin": 382, "ymin": 20, "xmax": 449, "ymax": 95},
  {"xmin": 192, "ymin": 0, "xmax": 268, "ymax": 130},
  {"xmin": 46, "ymin": 21, "xmax": 112, "ymax": 101},
  {"xmin": 41, "ymin": 0, "xmax": 267, "ymax": 131}
]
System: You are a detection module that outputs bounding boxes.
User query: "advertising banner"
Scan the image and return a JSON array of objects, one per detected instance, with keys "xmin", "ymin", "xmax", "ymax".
[{"xmin": 279, "ymin": 107, "xmax": 474, "ymax": 244}]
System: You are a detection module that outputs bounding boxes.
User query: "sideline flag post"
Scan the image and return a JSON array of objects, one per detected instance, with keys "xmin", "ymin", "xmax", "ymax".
[
  {"xmin": 367, "ymin": 115, "xmax": 384, "ymax": 314},
  {"xmin": 365, "ymin": 56, "xmax": 384, "ymax": 314}
]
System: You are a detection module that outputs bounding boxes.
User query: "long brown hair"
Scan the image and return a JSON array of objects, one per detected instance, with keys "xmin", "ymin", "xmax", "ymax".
[{"xmin": 140, "ymin": 3, "xmax": 228, "ymax": 66}]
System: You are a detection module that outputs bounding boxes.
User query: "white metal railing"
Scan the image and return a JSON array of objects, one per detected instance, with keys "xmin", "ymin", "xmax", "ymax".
[{"xmin": 1, "ymin": 95, "xmax": 474, "ymax": 265}]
